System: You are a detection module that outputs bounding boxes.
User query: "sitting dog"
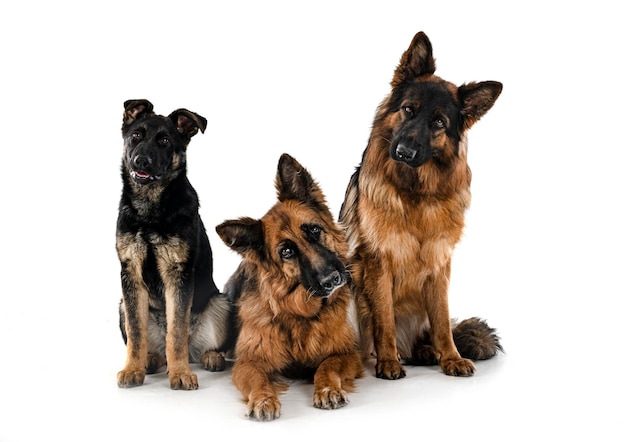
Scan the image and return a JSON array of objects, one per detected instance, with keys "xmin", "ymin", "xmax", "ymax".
[
  {"xmin": 339, "ymin": 31, "xmax": 503, "ymax": 380},
  {"xmin": 216, "ymin": 153, "xmax": 363, "ymax": 420},
  {"xmin": 116, "ymin": 99, "xmax": 233, "ymax": 390}
]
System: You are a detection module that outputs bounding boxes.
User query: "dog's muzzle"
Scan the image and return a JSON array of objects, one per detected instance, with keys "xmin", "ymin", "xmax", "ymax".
[
  {"xmin": 317, "ymin": 269, "xmax": 347, "ymax": 298},
  {"xmin": 391, "ymin": 142, "xmax": 432, "ymax": 168},
  {"xmin": 130, "ymin": 154, "xmax": 161, "ymax": 183},
  {"xmin": 395, "ymin": 144, "xmax": 417, "ymax": 162}
]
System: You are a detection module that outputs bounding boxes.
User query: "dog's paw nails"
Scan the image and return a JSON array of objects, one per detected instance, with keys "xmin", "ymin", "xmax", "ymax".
[
  {"xmin": 169, "ymin": 372, "xmax": 199, "ymax": 390},
  {"xmin": 441, "ymin": 358, "xmax": 475, "ymax": 377},
  {"xmin": 375, "ymin": 360, "xmax": 406, "ymax": 380},
  {"xmin": 246, "ymin": 397, "xmax": 281, "ymax": 421},
  {"xmin": 117, "ymin": 370, "xmax": 145, "ymax": 388},
  {"xmin": 313, "ymin": 387, "xmax": 349, "ymax": 410},
  {"xmin": 202, "ymin": 350, "xmax": 226, "ymax": 372}
]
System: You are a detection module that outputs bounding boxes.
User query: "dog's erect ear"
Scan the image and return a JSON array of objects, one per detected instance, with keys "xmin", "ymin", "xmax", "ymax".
[
  {"xmin": 275, "ymin": 153, "xmax": 328, "ymax": 210},
  {"xmin": 458, "ymin": 81, "xmax": 503, "ymax": 130},
  {"xmin": 216, "ymin": 218, "xmax": 265, "ymax": 257},
  {"xmin": 122, "ymin": 99, "xmax": 154, "ymax": 132},
  {"xmin": 168, "ymin": 109, "xmax": 208, "ymax": 143},
  {"xmin": 391, "ymin": 31, "xmax": 436, "ymax": 88}
]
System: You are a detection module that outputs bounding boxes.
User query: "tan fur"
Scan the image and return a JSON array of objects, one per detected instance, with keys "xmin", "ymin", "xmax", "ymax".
[
  {"xmin": 117, "ymin": 231, "xmax": 199, "ymax": 389},
  {"xmin": 217, "ymin": 154, "xmax": 363, "ymax": 420},
  {"xmin": 340, "ymin": 31, "xmax": 502, "ymax": 379},
  {"xmin": 116, "ymin": 232, "xmax": 151, "ymax": 385}
]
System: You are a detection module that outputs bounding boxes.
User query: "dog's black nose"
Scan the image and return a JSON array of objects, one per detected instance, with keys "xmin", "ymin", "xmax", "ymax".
[
  {"xmin": 133, "ymin": 154, "xmax": 153, "ymax": 170},
  {"xmin": 395, "ymin": 144, "xmax": 417, "ymax": 161},
  {"xmin": 319, "ymin": 270, "xmax": 344, "ymax": 294}
]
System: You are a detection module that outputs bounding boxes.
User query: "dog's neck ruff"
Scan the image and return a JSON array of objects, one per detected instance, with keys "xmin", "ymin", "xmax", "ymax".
[
  {"xmin": 122, "ymin": 171, "xmax": 169, "ymax": 218},
  {"xmin": 264, "ymin": 280, "xmax": 332, "ymax": 319}
]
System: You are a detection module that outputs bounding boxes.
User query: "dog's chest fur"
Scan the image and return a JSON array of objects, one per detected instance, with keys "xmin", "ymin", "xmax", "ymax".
[
  {"xmin": 128, "ymin": 183, "xmax": 166, "ymax": 217},
  {"xmin": 117, "ymin": 178, "xmax": 193, "ymax": 308},
  {"xmin": 236, "ymin": 278, "xmax": 356, "ymax": 367},
  {"xmin": 360, "ymin": 177, "xmax": 468, "ymax": 265}
]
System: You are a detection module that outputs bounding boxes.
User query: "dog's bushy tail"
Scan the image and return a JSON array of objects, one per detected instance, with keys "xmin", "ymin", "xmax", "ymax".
[{"xmin": 452, "ymin": 317, "xmax": 503, "ymax": 360}]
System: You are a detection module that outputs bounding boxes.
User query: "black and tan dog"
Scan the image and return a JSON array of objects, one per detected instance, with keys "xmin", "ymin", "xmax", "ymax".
[
  {"xmin": 339, "ymin": 32, "xmax": 503, "ymax": 380},
  {"xmin": 216, "ymin": 154, "xmax": 363, "ymax": 421},
  {"xmin": 116, "ymin": 99, "xmax": 233, "ymax": 390}
]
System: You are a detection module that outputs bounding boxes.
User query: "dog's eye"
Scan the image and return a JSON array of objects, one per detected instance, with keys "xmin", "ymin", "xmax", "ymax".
[
  {"xmin": 433, "ymin": 118, "xmax": 445, "ymax": 129},
  {"xmin": 309, "ymin": 225, "xmax": 321, "ymax": 240},
  {"xmin": 302, "ymin": 224, "xmax": 322, "ymax": 242},
  {"xmin": 158, "ymin": 137, "xmax": 171, "ymax": 147},
  {"xmin": 280, "ymin": 247, "xmax": 296, "ymax": 260},
  {"xmin": 131, "ymin": 132, "xmax": 142, "ymax": 142},
  {"xmin": 403, "ymin": 105, "xmax": 414, "ymax": 117}
]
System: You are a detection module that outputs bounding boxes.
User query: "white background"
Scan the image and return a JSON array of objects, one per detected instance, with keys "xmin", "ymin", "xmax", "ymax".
[{"xmin": 1, "ymin": 1, "xmax": 624, "ymax": 440}]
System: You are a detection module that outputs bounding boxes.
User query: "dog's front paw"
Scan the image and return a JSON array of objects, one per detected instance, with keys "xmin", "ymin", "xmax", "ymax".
[
  {"xmin": 440, "ymin": 357, "xmax": 475, "ymax": 377},
  {"xmin": 375, "ymin": 359, "xmax": 406, "ymax": 380},
  {"xmin": 246, "ymin": 396, "xmax": 281, "ymax": 421},
  {"xmin": 169, "ymin": 371, "xmax": 199, "ymax": 390},
  {"xmin": 117, "ymin": 369, "xmax": 145, "ymax": 388},
  {"xmin": 313, "ymin": 387, "xmax": 349, "ymax": 410},
  {"xmin": 201, "ymin": 350, "xmax": 226, "ymax": 372}
]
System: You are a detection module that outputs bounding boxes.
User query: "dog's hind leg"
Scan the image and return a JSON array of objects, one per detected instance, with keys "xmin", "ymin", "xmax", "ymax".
[
  {"xmin": 145, "ymin": 311, "xmax": 167, "ymax": 374},
  {"xmin": 200, "ymin": 351, "xmax": 225, "ymax": 371},
  {"xmin": 407, "ymin": 340, "xmax": 439, "ymax": 366},
  {"xmin": 146, "ymin": 353, "xmax": 166, "ymax": 374},
  {"xmin": 189, "ymin": 295, "xmax": 232, "ymax": 372}
]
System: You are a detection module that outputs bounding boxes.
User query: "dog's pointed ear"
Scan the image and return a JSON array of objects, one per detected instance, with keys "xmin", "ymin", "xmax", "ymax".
[
  {"xmin": 168, "ymin": 109, "xmax": 208, "ymax": 143},
  {"xmin": 275, "ymin": 153, "xmax": 328, "ymax": 210},
  {"xmin": 122, "ymin": 99, "xmax": 154, "ymax": 133},
  {"xmin": 458, "ymin": 81, "xmax": 503, "ymax": 130},
  {"xmin": 392, "ymin": 31, "xmax": 436, "ymax": 87},
  {"xmin": 216, "ymin": 217, "xmax": 265, "ymax": 257}
]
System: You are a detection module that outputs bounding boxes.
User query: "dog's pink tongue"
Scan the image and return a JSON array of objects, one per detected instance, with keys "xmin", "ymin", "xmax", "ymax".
[{"xmin": 136, "ymin": 171, "xmax": 150, "ymax": 179}]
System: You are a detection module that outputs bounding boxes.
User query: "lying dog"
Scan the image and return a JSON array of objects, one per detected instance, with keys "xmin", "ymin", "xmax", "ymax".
[
  {"xmin": 116, "ymin": 99, "xmax": 233, "ymax": 390},
  {"xmin": 216, "ymin": 153, "xmax": 363, "ymax": 420},
  {"xmin": 339, "ymin": 32, "xmax": 503, "ymax": 380}
]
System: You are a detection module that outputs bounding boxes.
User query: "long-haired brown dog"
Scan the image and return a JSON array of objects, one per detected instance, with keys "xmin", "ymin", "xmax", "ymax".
[
  {"xmin": 339, "ymin": 31, "xmax": 503, "ymax": 380},
  {"xmin": 216, "ymin": 153, "xmax": 363, "ymax": 421}
]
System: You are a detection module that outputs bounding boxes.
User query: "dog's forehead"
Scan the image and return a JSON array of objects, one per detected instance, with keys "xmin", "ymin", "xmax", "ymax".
[
  {"xmin": 397, "ymin": 79, "xmax": 459, "ymax": 111},
  {"xmin": 264, "ymin": 202, "xmax": 321, "ymax": 241},
  {"xmin": 125, "ymin": 115, "xmax": 177, "ymax": 136}
]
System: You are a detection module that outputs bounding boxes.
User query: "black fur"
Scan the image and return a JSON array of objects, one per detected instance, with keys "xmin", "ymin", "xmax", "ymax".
[{"xmin": 116, "ymin": 99, "xmax": 234, "ymax": 390}]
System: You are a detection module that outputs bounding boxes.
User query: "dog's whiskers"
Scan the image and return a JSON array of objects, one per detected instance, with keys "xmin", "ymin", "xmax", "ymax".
[
  {"xmin": 306, "ymin": 288, "xmax": 316, "ymax": 302},
  {"xmin": 344, "ymin": 264, "xmax": 355, "ymax": 278}
]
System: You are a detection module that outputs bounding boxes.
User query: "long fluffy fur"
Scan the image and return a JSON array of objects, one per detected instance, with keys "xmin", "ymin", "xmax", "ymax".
[
  {"xmin": 217, "ymin": 153, "xmax": 363, "ymax": 421},
  {"xmin": 339, "ymin": 32, "xmax": 503, "ymax": 380}
]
